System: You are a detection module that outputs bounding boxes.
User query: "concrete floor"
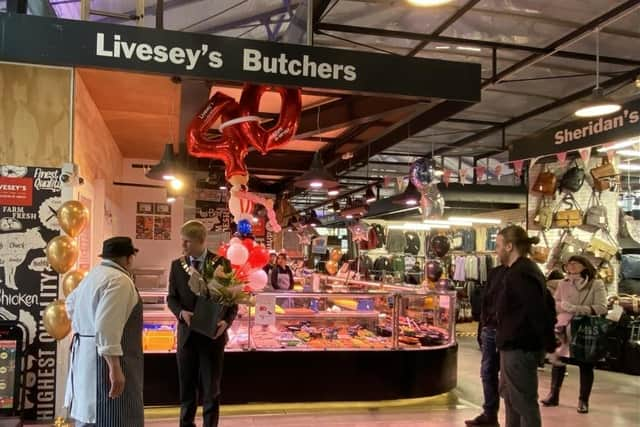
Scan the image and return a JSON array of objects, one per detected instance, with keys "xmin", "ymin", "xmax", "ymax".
[{"xmin": 144, "ymin": 336, "xmax": 640, "ymax": 426}]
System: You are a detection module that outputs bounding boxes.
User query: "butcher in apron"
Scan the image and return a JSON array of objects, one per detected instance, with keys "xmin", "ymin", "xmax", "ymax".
[{"xmin": 64, "ymin": 236, "xmax": 143, "ymax": 427}]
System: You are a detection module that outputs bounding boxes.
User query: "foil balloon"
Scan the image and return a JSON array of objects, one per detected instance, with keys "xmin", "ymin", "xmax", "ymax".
[
  {"xmin": 43, "ymin": 299, "xmax": 71, "ymax": 340},
  {"xmin": 325, "ymin": 260, "xmax": 338, "ymax": 275},
  {"xmin": 47, "ymin": 235, "xmax": 79, "ymax": 274},
  {"xmin": 237, "ymin": 219, "xmax": 253, "ymax": 236},
  {"xmin": 430, "ymin": 235, "xmax": 451, "ymax": 258},
  {"xmin": 330, "ymin": 248, "xmax": 343, "ymax": 262},
  {"xmin": 239, "ymin": 84, "xmax": 302, "ymax": 153},
  {"xmin": 62, "ymin": 269, "xmax": 87, "ymax": 297},
  {"xmin": 421, "ymin": 185, "xmax": 445, "ymax": 219},
  {"xmin": 348, "ymin": 221, "xmax": 369, "ymax": 242},
  {"xmin": 57, "ymin": 200, "xmax": 90, "ymax": 238},
  {"xmin": 410, "ymin": 158, "xmax": 433, "ymax": 191},
  {"xmin": 425, "ymin": 260, "xmax": 443, "ymax": 282}
]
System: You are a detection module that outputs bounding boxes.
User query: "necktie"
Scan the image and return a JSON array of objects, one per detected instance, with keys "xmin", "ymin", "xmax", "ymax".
[{"xmin": 191, "ymin": 258, "xmax": 201, "ymax": 271}]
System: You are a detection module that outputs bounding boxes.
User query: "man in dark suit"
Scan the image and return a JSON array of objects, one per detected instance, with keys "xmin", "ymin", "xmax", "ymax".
[{"xmin": 167, "ymin": 220, "xmax": 238, "ymax": 427}]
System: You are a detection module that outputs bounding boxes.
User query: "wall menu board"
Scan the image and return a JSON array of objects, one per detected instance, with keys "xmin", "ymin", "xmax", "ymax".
[{"xmin": 0, "ymin": 165, "xmax": 61, "ymax": 420}]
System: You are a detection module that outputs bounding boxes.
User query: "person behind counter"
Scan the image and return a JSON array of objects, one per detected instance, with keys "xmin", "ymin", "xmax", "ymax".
[
  {"xmin": 167, "ymin": 220, "xmax": 238, "ymax": 427},
  {"xmin": 64, "ymin": 236, "xmax": 143, "ymax": 427},
  {"xmin": 263, "ymin": 250, "xmax": 277, "ymax": 277},
  {"xmin": 270, "ymin": 253, "xmax": 294, "ymax": 290}
]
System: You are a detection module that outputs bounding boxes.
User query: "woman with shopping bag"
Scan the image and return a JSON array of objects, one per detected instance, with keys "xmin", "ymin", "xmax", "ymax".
[{"xmin": 541, "ymin": 255, "xmax": 607, "ymax": 414}]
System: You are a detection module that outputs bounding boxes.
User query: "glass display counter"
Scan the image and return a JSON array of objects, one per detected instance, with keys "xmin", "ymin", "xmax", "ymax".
[{"xmin": 141, "ymin": 280, "xmax": 458, "ymax": 405}]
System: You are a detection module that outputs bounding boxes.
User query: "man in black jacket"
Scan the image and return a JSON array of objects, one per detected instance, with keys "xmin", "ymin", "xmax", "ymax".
[
  {"xmin": 167, "ymin": 220, "xmax": 238, "ymax": 427},
  {"xmin": 465, "ymin": 265, "xmax": 506, "ymax": 427},
  {"xmin": 494, "ymin": 226, "xmax": 551, "ymax": 427}
]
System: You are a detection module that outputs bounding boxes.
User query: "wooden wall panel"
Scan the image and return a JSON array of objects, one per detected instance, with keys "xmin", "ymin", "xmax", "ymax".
[
  {"xmin": 0, "ymin": 63, "xmax": 71, "ymax": 166},
  {"xmin": 73, "ymin": 70, "xmax": 123, "ymax": 202}
]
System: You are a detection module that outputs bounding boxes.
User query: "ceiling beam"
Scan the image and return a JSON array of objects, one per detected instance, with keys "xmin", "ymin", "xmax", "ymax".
[
  {"xmin": 407, "ymin": 0, "xmax": 481, "ymax": 56},
  {"xmin": 198, "ymin": 2, "xmax": 298, "ymax": 34},
  {"xmin": 280, "ymin": 0, "xmax": 332, "ymax": 44},
  {"xmin": 316, "ymin": 22, "xmax": 640, "ymax": 67},
  {"xmin": 433, "ymin": 66, "xmax": 640, "ymax": 156}
]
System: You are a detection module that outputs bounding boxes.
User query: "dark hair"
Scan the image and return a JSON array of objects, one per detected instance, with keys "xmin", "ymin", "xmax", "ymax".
[
  {"xmin": 566, "ymin": 255, "xmax": 597, "ymax": 281},
  {"xmin": 277, "ymin": 253, "xmax": 287, "ymax": 261},
  {"xmin": 547, "ymin": 270, "xmax": 564, "ymax": 281},
  {"xmin": 498, "ymin": 225, "xmax": 539, "ymax": 256}
]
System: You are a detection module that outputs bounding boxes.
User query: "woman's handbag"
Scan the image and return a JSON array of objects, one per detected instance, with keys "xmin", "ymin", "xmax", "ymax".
[
  {"xmin": 534, "ymin": 197, "xmax": 554, "ymax": 230},
  {"xmin": 559, "ymin": 160, "xmax": 585, "ymax": 193},
  {"xmin": 531, "ymin": 231, "xmax": 550, "ymax": 264},
  {"xmin": 532, "ymin": 166, "xmax": 557, "ymax": 195},
  {"xmin": 591, "ymin": 156, "xmax": 617, "ymax": 192},
  {"xmin": 582, "ymin": 191, "xmax": 608, "ymax": 232},
  {"xmin": 553, "ymin": 194, "xmax": 583, "ymax": 228}
]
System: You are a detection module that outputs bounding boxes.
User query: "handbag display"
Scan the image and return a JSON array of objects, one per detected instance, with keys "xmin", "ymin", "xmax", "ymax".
[
  {"xmin": 553, "ymin": 194, "xmax": 583, "ymax": 228},
  {"xmin": 532, "ymin": 166, "xmax": 557, "ymax": 195},
  {"xmin": 582, "ymin": 191, "xmax": 608, "ymax": 232},
  {"xmin": 591, "ymin": 156, "xmax": 617, "ymax": 192},
  {"xmin": 587, "ymin": 232, "xmax": 619, "ymax": 261},
  {"xmin": 559, "ymin": 160, "xmax": 585, "ymax": 193},
  {"xmin": 531, "ymin": 232, "xmax": 550, "ymax": 264},
  {"xmin": 534, "ymin": 197, "xmax": 554, "ymax": 230}
]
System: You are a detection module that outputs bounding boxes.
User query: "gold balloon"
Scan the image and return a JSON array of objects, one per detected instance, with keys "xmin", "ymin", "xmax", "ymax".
[
  {"xmin": 62, "ymin": 269, "xmax": 88, "ymax": 297},
  {"xmin": 43, "ymin": 300, "xmax": 71, "ymax": 340},
  {"xmin": 326, "ymin": 260, "xmax": 338, "ymax": 275},
  {"xmin": 330, "ymin": 248, "xmax": 343, "ymax": 262},
  {"xmin": 57, "ymin": 200, "xmax": 90, "ymax": 238},
  {"xmin": 47, "ymin": 236, "xmax": 79, "ymax": 274}
]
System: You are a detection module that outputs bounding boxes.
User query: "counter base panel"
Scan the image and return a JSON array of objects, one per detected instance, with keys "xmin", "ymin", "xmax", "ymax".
[{"xmin": 144, "ymin": 345, "xmax": 458, "ymax": 405}]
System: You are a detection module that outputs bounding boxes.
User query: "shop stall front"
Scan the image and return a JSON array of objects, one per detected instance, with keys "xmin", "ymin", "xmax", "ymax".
[{"xmin": 0, "ymin": 11, "xmax": 482, "ymax": 419}]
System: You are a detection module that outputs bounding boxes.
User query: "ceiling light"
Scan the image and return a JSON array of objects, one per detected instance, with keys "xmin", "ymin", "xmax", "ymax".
[
  {"xmin": 392, "ymin": 180, "xmax": 421, "ymax": 206},
  {"xmin": 597, "ymin": 138, "xmax": 639, "ymax": 152},
  {"xmin": 328, "ymin": 188, "xmax": 340, "ymax": 196},
  {"xmin": 169, "ymin": 178, "xmax": 184, "ymax": 191},
  {"xmin": 574, "ymin": 30, "xmax": 621, "ymax": 118},
  {"xmin": 166, "ymin": 196, "xmax": 176, "ymax": 203},
  {"xmin": 219, "ymin": 184, "xmax": 228, "ymax": 191},
  {"xmin": 617, "ymin": 150, "xmax": 640, "ymax": 157},
  {"xmin": 294, "ymin": 152, "xmax": 339, "ymax": 189},
  {"xmin": 456, "ymin": 46, "xmax": 482, "ymax": 52},
  {"xmin": 252, "ymin": 217, "xmax": 259, "ymax": 223},
  {"xmin": 365, "ymin": 187, "xmax": 377, "ymax": 204},
  {"xmin": 345, "ymin": 214, "xmax": 354, "ymax": 219},
  {"xmin": 406, "ymin": 0, "xmax": 453, "ymax": 7},
  {"xmin": 435, "ymin": 46, "xmax": 450, "ymax": 50},
  {"xmin": 166, "ymin": 187, "xmax": 179, "ymax": 203},
  {"xmin": 575, "ymin": 88, "xmax": 621, "ymax": 117},
  {"xmin": 619, "ymin": 163, "xmax": 640, "ymax": 171},
  {"xmin": 146, "ymin": 144, "xmax": 176, "ymax": 181}
]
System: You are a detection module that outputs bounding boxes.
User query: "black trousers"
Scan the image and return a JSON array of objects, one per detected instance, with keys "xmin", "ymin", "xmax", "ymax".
[{"xmin": 177, "ymin": 332, "xmax": 226, "ymax": 427}]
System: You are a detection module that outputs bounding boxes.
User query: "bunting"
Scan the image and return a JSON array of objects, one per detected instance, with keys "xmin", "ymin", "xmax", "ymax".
[
  {"xmin": 476, "ymin": 165, "xmax": 486, "ymax": 182},
  {"xmin": 579, "ymin": 147, "xmax": 592, "ymax": 166},
  {"xmin": 494, "ymin": 163, "xmax": 503, "ymax": 181},
  {"xmin": 443, "ymin": 169, "xmax": 452, "ymax": 187},
  {"xmin": 513, "ymin": 160, "xmax": 524, "ymax": 178},
  {"xmin": 556, "ymin": 151, "xmax": 568, "ymax": 166}
]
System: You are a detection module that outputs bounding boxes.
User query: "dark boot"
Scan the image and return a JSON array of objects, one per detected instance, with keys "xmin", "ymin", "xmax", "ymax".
[
  {"xmin": 541, "ymin": 365, "xmax": 566, "ymax": 406},
  {"xmin": 577, "ymin": 400, "xmax": 589, "ymax": 414},
  {"xmin": 465, "ymin": 413, "xmax": 499, "ymax": 426}
]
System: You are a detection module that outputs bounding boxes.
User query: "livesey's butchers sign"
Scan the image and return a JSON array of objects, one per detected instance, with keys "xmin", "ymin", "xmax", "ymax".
[
  {"xmin": 510, "ymin": 97, "xmax": 640, "ymax": 161},
  {"xmin": 0, "ymin": 13, "xmax": 480, "ymax": 102},
  {"xmin": 0, "ymin": 165, "xmax": 61, "ymax": 420}
]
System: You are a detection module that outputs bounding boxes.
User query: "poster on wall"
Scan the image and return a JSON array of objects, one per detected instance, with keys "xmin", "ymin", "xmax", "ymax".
[
  {"xmin": 0, "ymin": 165, "xmax": 61, "ymax": 420},
  {"xmin": 77, "ymin": 195, "xmax": 92, "ymax": 270},
  {"xmin": 135, "ymin": 215, "xmax": 154, "ymax": 240},
  {"xmin": 195, "ymin": 200, "xmax": 230, "ymax": 233}
]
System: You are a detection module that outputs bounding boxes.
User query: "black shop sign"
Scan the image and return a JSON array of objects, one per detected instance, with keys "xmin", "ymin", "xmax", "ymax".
[
  {"xmin": 0, "ymin": 13, "xmax": 480, "ymax": 102},
  {"xmin": 510, "ymin": 97, "xmax": 640, "ymax": 161}
]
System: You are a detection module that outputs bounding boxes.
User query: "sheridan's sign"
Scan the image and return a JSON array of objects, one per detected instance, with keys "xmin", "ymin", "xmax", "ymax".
[
  {"xmin": 0, "ymin": 13, "xmax": 480, "ymax": 102},
  {"xmin": 510, "ymin": 96, "xmax": 640, "ymax": 160}
]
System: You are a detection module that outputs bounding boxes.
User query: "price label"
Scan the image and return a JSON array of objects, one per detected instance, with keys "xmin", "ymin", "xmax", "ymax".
[{"xmin": 254, "ymin": 294, "xmax": 276, "ymax": 326}]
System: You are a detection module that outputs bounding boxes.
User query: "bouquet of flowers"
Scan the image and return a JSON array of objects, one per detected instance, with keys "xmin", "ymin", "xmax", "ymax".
[{"xmin": 188, "ymin": 259, "xmax": 254, "ymax": 306}]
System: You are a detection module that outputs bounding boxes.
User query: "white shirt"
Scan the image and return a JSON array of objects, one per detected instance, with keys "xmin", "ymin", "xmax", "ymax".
[{"xmin": 63, "ymin": 260, "xmax": 139, "ymax": 423}]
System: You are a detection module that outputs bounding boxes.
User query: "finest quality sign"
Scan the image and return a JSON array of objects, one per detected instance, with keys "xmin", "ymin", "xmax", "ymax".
[
  {"xmin": 510, "ymin": 97, "xmax": 640, "ymax": 161},
  {"xmin": 0, "ymin": 13, "xmax": 480, "ymax": 102}
]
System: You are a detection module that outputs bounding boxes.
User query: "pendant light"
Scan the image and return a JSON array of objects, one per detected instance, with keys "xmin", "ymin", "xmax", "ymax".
[
  {"xmin": 365, "ymin": 186, "xmax": 377, "ymax": 203},
  {"xmin": 392, "ymin": 179, "xmax": 421, "ymax": 206},
  {"xmin": 294, "ymin": 152, "xmax": 339, "ymax": 189},
  {"xmin": 146, "ymin": 144, "xmax": 176, "ymax": 181},
  {"xmin": 575, "ymin": 28, "xmax": 621, "ymax": 118}
]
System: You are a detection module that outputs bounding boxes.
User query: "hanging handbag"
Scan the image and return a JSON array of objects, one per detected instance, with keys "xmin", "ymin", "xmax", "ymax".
[
  {"xmin": 582, "ymin": 191, "xmax": 608, "ymax": 232},
  {"xmin": 531, "ymin": 231, "xmax": 550, "ymax": 264},
  {"xmin": 591, "ymin": 156, "xmax": 617, "ymax": 192},
  {"xmin": 532, "ymin": 166, "xmax": 557, "ymax": 195},
  {"xmin": 534, "ymin": 197, "xmax": 554, "ymax": 230},
  {"xmin": 553, "ymin": 194, "xmax": 583, "ymax": 228},
  {"xmin": 559, "ymin": 160, "xmax": 585, "ymax": 193},
  {"xmin": 587, "ymin": 230, "xmax": 619, "ymax": 261}
]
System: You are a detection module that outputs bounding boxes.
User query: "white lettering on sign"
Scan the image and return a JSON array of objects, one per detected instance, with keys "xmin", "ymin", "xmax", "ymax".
[
  {"xmin": 242, "ymin": 49, "xmax": 357, "ymax": 82},
  {"xmin": 554, "ymin": 109, "xmax": 640, "ymax": 145},
  {"xmin": 94, "ymin": 33, "xmax": 358, "ymax": 82}
]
